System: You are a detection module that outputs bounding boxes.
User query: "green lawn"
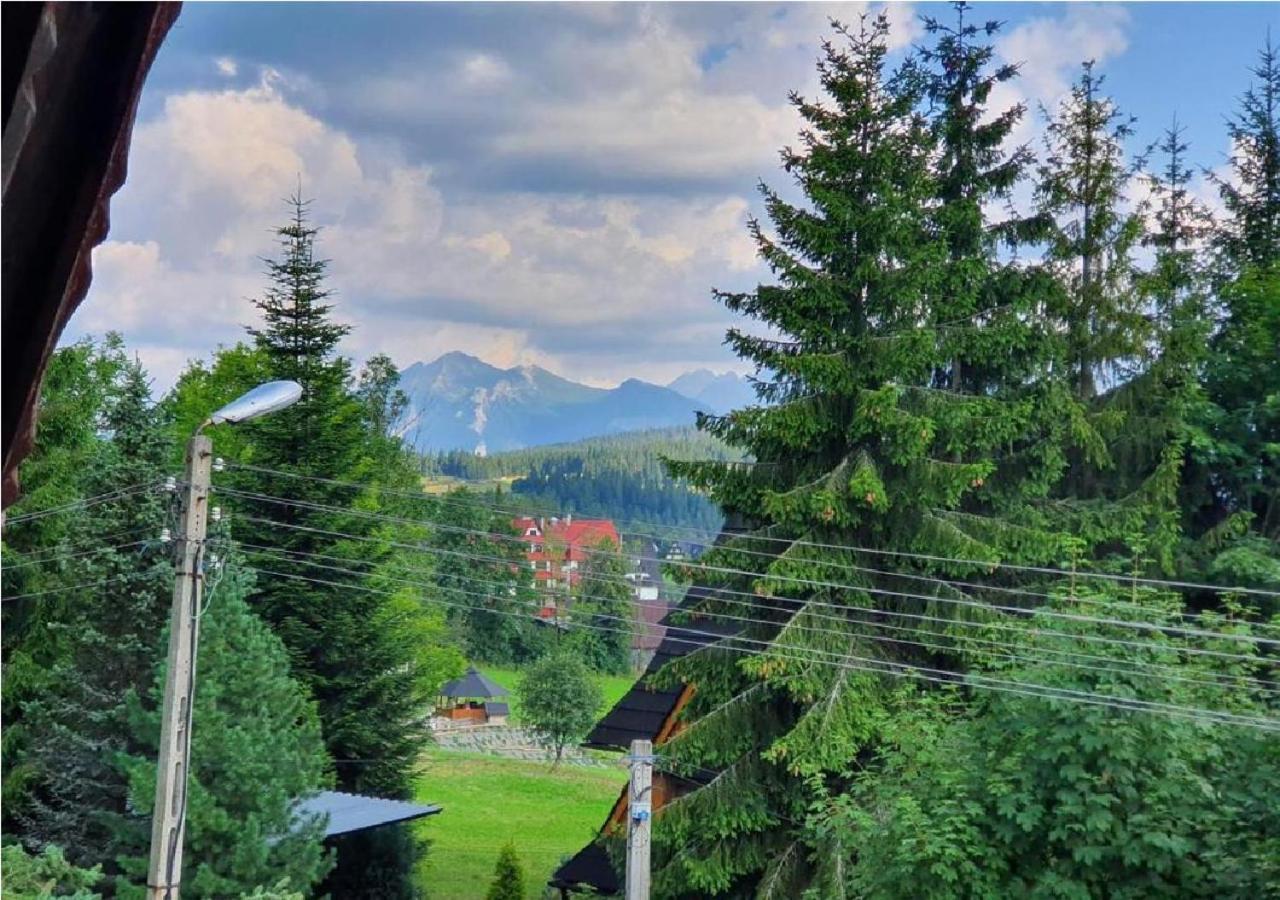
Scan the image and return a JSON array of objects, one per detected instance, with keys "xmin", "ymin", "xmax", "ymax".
[
  {"xmin": 414, "ymin": 748, "xmax": 626, "ymax": 898},
  {"xmin": 478, "ymin": 665, "xmax": 638, "ymax": 723}
]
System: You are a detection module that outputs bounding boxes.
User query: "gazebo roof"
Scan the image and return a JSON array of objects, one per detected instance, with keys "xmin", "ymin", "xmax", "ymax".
[{"xmin": 439, "ymin": 666, "xmax": 509, "ymax": 699}]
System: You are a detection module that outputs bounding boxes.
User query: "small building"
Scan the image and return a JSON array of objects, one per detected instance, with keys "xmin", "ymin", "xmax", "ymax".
[{"xmin": 436, "ymin": 666, "xmax": 510, "ymax": 726}]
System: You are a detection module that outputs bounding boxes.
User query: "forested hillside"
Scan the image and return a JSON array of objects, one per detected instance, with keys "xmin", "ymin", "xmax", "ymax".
[{"xmin": 426, "ymin": 427, "xmax": 743, "ymax": 540}]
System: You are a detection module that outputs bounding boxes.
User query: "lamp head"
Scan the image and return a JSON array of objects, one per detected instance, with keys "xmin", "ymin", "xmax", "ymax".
[{"xmin": 204, "ymin": 380, "xmax": 302, "ymax": 429}]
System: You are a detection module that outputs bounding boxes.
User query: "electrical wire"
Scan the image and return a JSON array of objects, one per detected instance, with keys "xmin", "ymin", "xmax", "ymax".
[
  {"xmin": 1, "ymin": 572, "xmax": 145, "ymax": 603},
  {"xmin": 233, "ymin": 539, "xmax": 1280, "ymax": 698},
  {"xmin": 217, "ymin": 488, "xmax": 1280, "ymax": 649},
  {"xmin": 233, "ymin": 513, "xmax": 1276, "ymax": 666},
  {"xmin": 1, "ymin": 539, "xmax": 153, "ymax": 572},
  {"xmin": 228, "ymin": 540, "xmax": 1278, "ymax": 724},
  {"xmin": 4, "ymin": 482, "xmax": 160, "ymax": 525},
  {"xmin": 219, "ymin": 460, "xmax": 1280, "ymax": 599},
  {"xmin": 216, "ymin": 484, "xmax": 1260, "ymax": 638},
  {"xmin": 241, "ymin": 564, "xmax": 1280, "ymax": 732},
  {"xmin": 213, "ymin": 477, "xmax": 1280, "ymax": 642}
]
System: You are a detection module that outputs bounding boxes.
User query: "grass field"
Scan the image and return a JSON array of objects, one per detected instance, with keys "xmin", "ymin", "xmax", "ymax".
[
  {"xmin": 414, "ymin": 748, "xmax": 626, "ymax": 899},
  {"xmin": 479, "ymin": 665, "xmax": 638, "ymax": 722}
]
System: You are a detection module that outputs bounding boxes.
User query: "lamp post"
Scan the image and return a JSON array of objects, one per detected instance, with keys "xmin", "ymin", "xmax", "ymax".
[{"xmin": 147, "ymin": 381, "xmax": 301, "ymax": 900}]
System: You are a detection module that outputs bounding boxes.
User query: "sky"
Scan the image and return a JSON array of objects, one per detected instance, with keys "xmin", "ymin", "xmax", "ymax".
[{"xmin": 67, "ymin": 1, "xmax": 1278, "ymax": 392}]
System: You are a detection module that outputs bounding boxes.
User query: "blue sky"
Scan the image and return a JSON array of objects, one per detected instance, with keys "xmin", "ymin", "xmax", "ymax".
[{"xmin": 69, "ymin": 2, "xmax": 1278, "ymax": 390}]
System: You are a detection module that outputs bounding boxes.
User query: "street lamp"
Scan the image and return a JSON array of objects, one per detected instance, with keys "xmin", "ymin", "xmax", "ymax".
[{"xmin": 147, "ymin": 381, "xmax": 301, "ymax": 900}]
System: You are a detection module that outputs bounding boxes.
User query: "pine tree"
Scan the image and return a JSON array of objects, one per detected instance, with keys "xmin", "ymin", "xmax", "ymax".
[
  {"xmin": 1217, "ymin": 36, "xmax": 1280, "ymax": 271},
  {"xmin": 484, "ymin": 843, "xmax": 525, "ymax": 900},
  {"xmin": 1197, "ymin": 39, "xmax": 1280, "ymax": 562},
  {"xmin": 657, "ymin": 16, "xmax": 1075, "ymax": 895},
  {"xmin": 1032, "ymin": 62, "xmax": 1188, "ymax": 565},
  {"xmin": 919, "ymin": 3, "xmax": 1049, "ymax": 397},
  {"xmin": 111, "ymin": 560, "xmax": 333, "ymax": 899},
  {"xmin": 226, "ymin": 195, "xmax": 431, "ymax": 895},
  {"xmin": 1036, "ymin": 61, "xmax": 1147, "ymax": 407}
]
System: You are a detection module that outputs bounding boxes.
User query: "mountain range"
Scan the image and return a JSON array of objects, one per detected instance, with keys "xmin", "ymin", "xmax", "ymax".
[{"xmin": 397, "ymin": 352, "xmax": 752, "ymax": 453}]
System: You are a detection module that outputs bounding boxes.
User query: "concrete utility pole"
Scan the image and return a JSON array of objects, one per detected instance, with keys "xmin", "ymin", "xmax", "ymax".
[
  {"xmin": 145, "ymin": 379, "xmax": 300, "ymax": 900},
  {"xmin": 626, "ymin": 738, "xmax": 653, "ymax": 900},
  {"xmin": 147, "ymin": 434, "xmax": 212, "ymax": 900}
]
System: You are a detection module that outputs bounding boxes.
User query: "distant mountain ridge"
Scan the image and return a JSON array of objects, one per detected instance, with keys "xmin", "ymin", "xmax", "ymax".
[
  {"xmin": 398, "ymin": 352, "xmax": 714, "ymax": 453},
  {"xmin": 666, "ymin": 369, "xmax": 754, "ymax": 413}
]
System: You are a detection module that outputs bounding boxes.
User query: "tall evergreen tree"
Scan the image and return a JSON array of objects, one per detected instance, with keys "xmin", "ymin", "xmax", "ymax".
[
  {"xmin": 1031, "ymin": 62, "xmax": 1190, "ymax": 566},
  {"xmin": 1197, "ymin": 39, "xmax": 1280, "ymax": 567},
  {"xmin": 1035, "ymin": 61, "xmax": 1147, "ymax": 407},
  {"xmin": 112, "ymin": 560, "xmax": 333, "ymax": 899},
  {"xmin": 2, "ymin": 340, "xmax": 126, "ymax": 823},
  {"xmin": 1217, "ymin": 36, "xmax": 1280, "ymax": 271},
  {"xmin": 658, "ymin": 16, "xmax": 1074, "ymax": 895},
  {"xmin": 226, "ymin": 196, "xmax": 431, "ymax": 896}
]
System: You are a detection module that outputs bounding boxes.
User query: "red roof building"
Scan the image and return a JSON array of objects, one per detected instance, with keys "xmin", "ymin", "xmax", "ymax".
[{"xmin": 512, "ymin": 516, "xmax": 621, "ymax": 615}]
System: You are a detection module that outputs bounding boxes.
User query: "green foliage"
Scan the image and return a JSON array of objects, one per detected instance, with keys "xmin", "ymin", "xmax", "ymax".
[
  {"xmin": 166, "ymin": 196, "xmax": 445, "ymax": 895},
  {"xmin": 817, "ymin": 593, "xmax": 1280, "ymax": 899},
  {"xmin": 517, "ymin": 652, "xmax": 604, "ymax": 766},
  {"xmin": 111, "ymin": 561, "xmax": 332, "ymax": 899},
  {"xmin": 485, "ymin": 842, "xmax": 525, "ymax": 900},
  {"xmin": 567, "ymin": 540, "xmax": 635, "ymax": 674},
  {"xmin": 0, "ymin": 843, "xmax": 103, "ymax": 899},
  {"xmin": 4, "ymin": 347, "xmax": 175, "ymax": 871},
  {"xmin": 423, "ymin": 490, "xmax": 545, "ymax": 666}
]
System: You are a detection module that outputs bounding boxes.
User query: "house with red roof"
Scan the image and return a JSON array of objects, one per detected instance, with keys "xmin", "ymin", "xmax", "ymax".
[{"xmin": 513, "ymin": 515, "xmax": 621, "ymax": 618}]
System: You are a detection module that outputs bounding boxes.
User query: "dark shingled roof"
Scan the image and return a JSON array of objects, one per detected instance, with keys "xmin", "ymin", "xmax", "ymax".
[
  {"xmin": 549, "ymin": 836, "xmax": 620, "ymax": 895},
  {"xmin": 293, "ymin": 791, "xmax": 441, "ymax": 838},
  {"xmin": 439, "ymin": 666, "xmax": 509, "ymax": 699},
  {"xmin": 584, "ymin": 584, "xmax": 740, "ymax": 751}
]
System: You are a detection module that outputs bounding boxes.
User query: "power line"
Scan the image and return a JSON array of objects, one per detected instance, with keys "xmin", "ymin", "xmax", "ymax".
[
  {"xmin": 4, "ymin": 482, "xmax": 160, "ymax": 525},
  {"xmin": 2, "ymin": 526, "xmax": 157, "ymax": 565},
  {"xmin": 233, "ymin": 539, "xmax": 1280, "ymax": 698},
  {"xmin": 233, "ymin": 512, "xmax": 1276, "ymax": 666},
  {"xmin": 1, "ymin": 539, "xmax": 153, "ymax": 572},
  {"xmin": 212, "ymin": 483, "xmax": 1280, "ymax": 639},
  {"xmin": 1, "ymin": 572, "xmax": 149, "ymax": 603},
  {"xmin": 242, "ymin": 564, "xmax": 1280, "ymax": 732},
  {"xmin": 219, "ymin": 460, "xmax": 1280, "ymax": 599},
  {"xmin": 216, "ymin": 488, "xmax": 1280, "ymax": 649}
]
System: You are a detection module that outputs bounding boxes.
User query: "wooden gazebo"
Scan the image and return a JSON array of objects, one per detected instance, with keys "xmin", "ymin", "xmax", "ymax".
[{"xmin": 436, "ymin": 666, "xmax": 510, "ymax": 725}]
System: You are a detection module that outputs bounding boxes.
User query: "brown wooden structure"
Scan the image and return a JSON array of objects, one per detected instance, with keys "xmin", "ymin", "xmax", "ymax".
[
  {"xmin": 2, "ymin": 3, "xmax": 181, "ymax": 507},
  {"xmin": 548, "ymin": 584, "xmax": 742, "ymax": 896}
]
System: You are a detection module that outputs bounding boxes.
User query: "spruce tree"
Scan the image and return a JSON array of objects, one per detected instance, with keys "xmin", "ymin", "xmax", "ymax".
[
  {"xmin": 111, "ymin": 560, "xmax": 333, "ymax": 899},
  {"xmin": 484, "ymin": 842, "xmax": 525, "ymax": 900},
  {"xmin": 1217, "ymin": 36, "xmax": 1280, "ymax": 271},
  {"xmin": 1032, "ymin": 62, "xmax": 1188, "ymax": 565},
  {"xmin": 227, "ymin": 195, "xmax": 430, "ymax": 895},
  {"xmin": 658, "ymin": 16, "xmax": 1073, "ymax": 895},
  {"xmin": 1035, "ymin": 61, "xmax": 1147, "ymax": 407},
  {"xmin": 1198, "ymin": 39, "xmax": 1280, "ymax": 563}
]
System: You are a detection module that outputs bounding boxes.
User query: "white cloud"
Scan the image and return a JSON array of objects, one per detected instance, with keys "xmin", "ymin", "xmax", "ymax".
[
  {"xmin": 215, "ymin": 57, "xmax": 238, "ymax": 77},
  {"xmin": 460, "ymin": 53, "xmax": 512, "ymax": 88},
  {"xmin": 71, "ymin": 73, "xmax": 764, "ymax": 391}
]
